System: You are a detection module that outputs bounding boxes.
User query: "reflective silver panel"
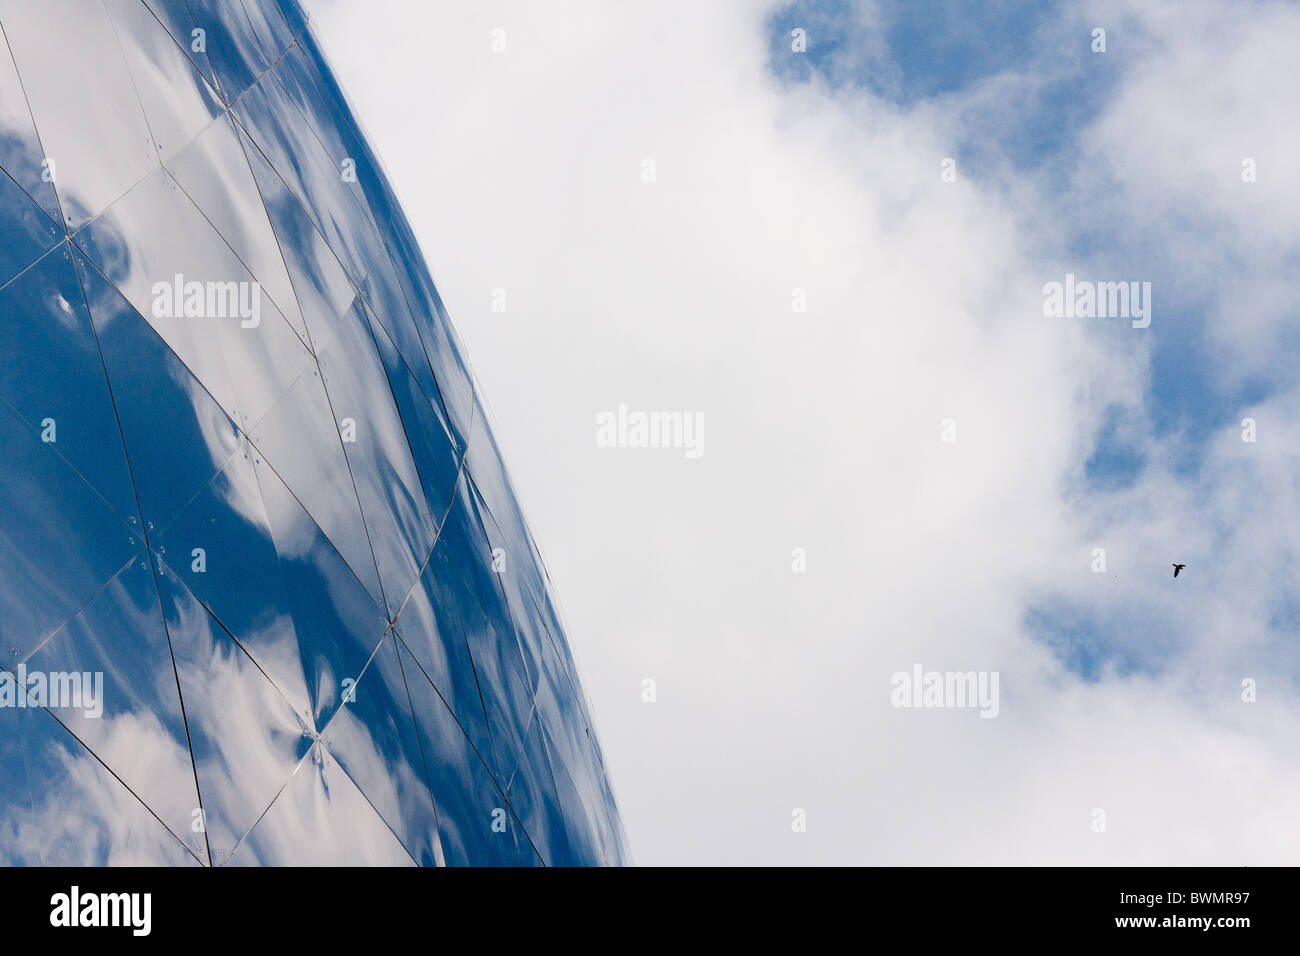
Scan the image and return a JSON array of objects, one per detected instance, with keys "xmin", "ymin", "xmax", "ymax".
[{"xmin": 0, "ymin": 0, "xmax": 624, "ymax": 866}]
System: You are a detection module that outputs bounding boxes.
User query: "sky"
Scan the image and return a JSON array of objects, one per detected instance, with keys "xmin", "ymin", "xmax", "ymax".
[{"xmin": 302, "ymin": 0, "xmax": 1300, "ymax": 864}]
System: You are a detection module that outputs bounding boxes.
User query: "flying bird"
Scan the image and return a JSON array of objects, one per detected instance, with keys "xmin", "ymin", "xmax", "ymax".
[{"xmin": 1173, "ymin": 563, "xmax": 1186, "ymax": 578}]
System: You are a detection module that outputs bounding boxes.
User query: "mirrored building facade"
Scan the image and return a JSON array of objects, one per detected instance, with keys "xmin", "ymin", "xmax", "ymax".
[{"xmin": 0, "ymin": 0, "xmax": 626, "ymax": 866}]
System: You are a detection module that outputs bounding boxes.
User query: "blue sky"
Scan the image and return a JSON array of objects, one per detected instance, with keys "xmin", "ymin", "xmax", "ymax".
[{"xmin": 768, "ymin": 0, "xmax": 1299, "ymax": 683}]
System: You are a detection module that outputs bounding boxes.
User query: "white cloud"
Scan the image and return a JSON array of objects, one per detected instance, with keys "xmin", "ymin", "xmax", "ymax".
[{"xmin": 303, "ymin": 0, "xmax": 1300, "ymax": 864}]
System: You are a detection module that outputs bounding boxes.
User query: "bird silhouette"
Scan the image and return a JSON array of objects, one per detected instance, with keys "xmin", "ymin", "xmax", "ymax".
[{"xmin": 1173, "ymin": 563, "xmax": 1186, "ymax": 578}]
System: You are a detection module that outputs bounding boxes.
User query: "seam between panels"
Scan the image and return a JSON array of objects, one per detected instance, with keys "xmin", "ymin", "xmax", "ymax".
[
  {"xmin": 53, "ymin": 5, "xmax": 308, "ymax": 261},
  {"xmin": 513, "ymin": 782, "xmax": 548, "ymax": 865},
  {"xmin": 218, "ymin": 115, "xmax": 376, "ymax": 555},
  {"xmin": 527, "ymin": 706, "xmax": 570, "ymax": 866},
  {"xmin": 220, "ymin": 734, "xmax": 419, "ymax": 868},
  {"xmin": 463, "ymin": 471, "xmax": 540, "ymax": 699},
  {"xmin": 25, "ymin": 703, "xmax": 206, "ymax": 866},
  {"xmin": 148, "ymin": 440, "xmax": 246, "ymax": 542},
  {"xmin": 288, "ymin": 317, "xmax": 392, "ymax": 613},
  {"xmin": 392, "ymin": 631, "xmax": 494, "ymax": 781},
  {"xmin": 164, "ymin": 150, "xmax": 315, "ymax": 358},
  {"xmin": 389, "ymin": 629, "xmax": 445, "ymax": 864},
  {"xmin": 439, "ymin": 415, "xmax": 543, "ymax": 841},
  {"xmin": 526, "ymin": 564, "xmax": 613, "ymax": 787},
  {"xmin": 234, "ymin": 0, "xmax": 281, "ymax": 77},
  {"xmin": 321, "ymin": 736, "xmax": 423, "ymax": 868},
  {"xmin": 224, "ymin": 95, "xmax": 328, "ymax": 324},
  {"xmin": 463, "ymin": 435, "xmax": 621, "ymax": 859},
  {"xmin": 0, "ymin": 562, "xmax": 175, "ymax": 833},
  {"xmin": 153, "ymin": 553, "xmax": 315, "ymax": 732},
  {"xmin": 142, "ymin": 9, "xmax": 320, "ymax": 358},
  {"xmin": 210, "ymin": 749, "xmax": 304, "ymax": 867},
  {"xmin": 297, "ymin": 17, "xmax": 481, "ymax": 418},
  {"xmin": 359, "ymin": 280, "xmax": 459, "ymax": 451},
  {"xmin": 306, "ymin": 297, "xmax": 442, "ymax": 629},
  {"xmin": 72, "ymin": 249, "xmax": 385, "ymax": 611},
  {"xmin": 66, "ymin": 247, "xmax": 214, "ymax": 866},
  {"xmin": 381, "ymin": 452, "xmax": 489, "ymax": 767},
  {"xmin": 258, "ymin": 46, "xmax": 393, "ymax": 269},
  {"xmin": 223, "ymin": 88, "xmax": 469, "ymax": 559},
  {"xmin": 63, "ymin": 157, "xmax": 186, "ymax": 246},
  {"xmin": 66, "ymin": 165, "xmax": 248, "ymax": 428},
  {"xmin": 290, "ymin": 82, "xmax": 393, "ymax": 266},
  {"xmin": 53, "ymin": 102, "xmax": 202, "ymax": 234},
  {"xmin": 138, "ymin": 0, "xmax": 221, "ymax": 103},
  {"xmin": 177, "ymin": 0, "xmax": 219, "ymax": 98},
  {"xmin": 6, "ymin": 552, "xmax": 138, "ymax": 671},
  {"xmin": 225, "ymin": 96, "xmax": 322, "ymax": 360},
  {"xmin": 70, "ymin": 248, "xmax": 240, "ymax": 446},
  {"xmin": 295, "ymin": 13, "xmax": 427, "ymax": 262},
  {"xmin": 365, "ymin": 189, "xmax": 468, "ymax": 447},
  {"xmin": 528, "ymin": 585, "xmax": 604, "ymax": 763},
  {"xmin": 99, "ymin": 0, "xmax": 166, "ymax": 180},
  {"xmin": 491, "ymin": 473, "xmax": 608, "ymax": 770},
  {"xmin": 70, "ymin": 48, "xmax": 255, "ymax": 432},
  {"xmin": 156, "ymin": 515, "xmax": 419, "ymax": 760},
  {"xmin": 242, "ymin": 434, "xmax": 389, "ymax": 625},
  {"xmin": 0, "ymin": 228, "xmax": 66, "ymax": 297},
  {"xmin": 452, "ymin": 610, "xmax": 547, "ymax": 866},
  {"xmin": 230, "ymin": 17, "xmax": 407, "ymax": 320},
  {"xmin": 0, "ymin": 161, "xmax": 60, "ymax": 250},
  {"xmin": 103, "ymin": 0, "xmax": 294, "ymax": 420},
  {"xmin": 460, "ymin": 404, "xmax": 556, "ymax": 608},
  {"xmin": 516, "ymin": 559, "xmax": 576, "ymax": 694},
  {"xmin": 216, "ymin": 612, "xmax": 399, "ymax": 865},
  {"xmin": 381, "ymin": 452, "xmax": 553, "ymax": 862},
  {"xmin": 297, "ymin": 18, "xmax": 470, "ymax": 440},
  {"xmin": 218, "ymin": 118, "xmax": 393, "ymax": 618},
  {"xmin": 156, "ymin": 556, "xmax": 418, "ymax": 867},
  {"xmin": 190, "ymin": 1, "xmax": 309, "ymax": 112},
  {"xmin": 385, "ymin": 441, "xmax": 471, "ymax": 628},
  {"xmin": 61, "ymin": 173, "xmax": 369, "ymax": 614},
  {"xmin": 533, "ymin": 695, "xmax": 606, "ymax": 865},
  {"xmin": 147, "ymin": 158, "xmax": 277, "ymax": 427},
  {"xmin": 240, "ymin": 359, "xmax": 313, "ymax": 436},
  {"xmin": 229, "ymin": 104, "xmax": 462, "ymax": 514},
  {"xmin": 226, "ymin": 370, "xmax": 467, "ymax": 861},
  {"xmin": 466, "ymin": 535, "xmax": 554, "ymax": 833},
  {"xmin": 380, "ymin": 236, "xmax": 465, "ymax": 449},
  {"xmin": 0, "ymin": 387, "xmax": 139, "ymax": 541},
  {"xmin": 457, "ymin": 620, "xmax": 500, "ymax": 796},
  {"xmin": 512, "ymin": 542, "xmax": 597, "ymax": 741},
  {"xmin": 222, "ymin": 110, "xmax": 439, "ymax": 555},
  {"xmin": 241, "ymin": 60, "xmax": 466, "ymax": 453},
  {"xmin": 460, "ymin": 402, "xmax": 565, "ymax": 633},
  {"xmin": 304, "ymin": 455, "xmax": 474, "ymax": 845},
  {"xmin": 394, "ymin": 629, "xmax": 544, "ymax": 867},
  {"xmin": 0, "ymin": 20, "xmax": 68, "ymax": 231},
  {"xmin": 355, "ymin": 291, "xmax": 458, "ymax": 529}
]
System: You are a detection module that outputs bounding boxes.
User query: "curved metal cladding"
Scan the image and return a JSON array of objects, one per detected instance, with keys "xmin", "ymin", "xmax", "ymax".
[{"xmin": 0, "ymin": 0, "xmax": 626, "ymax": 865}]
